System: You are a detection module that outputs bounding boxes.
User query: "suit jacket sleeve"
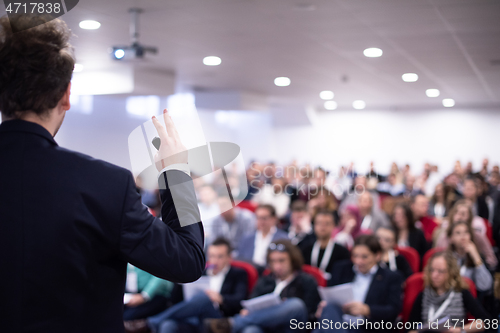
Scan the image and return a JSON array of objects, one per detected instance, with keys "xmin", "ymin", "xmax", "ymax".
[
  {"xmin": 367, "ymin": 271, "xmax": 403, "ymax": 322},
  {"xmin": 220, "ymin": 269, "xmax": 248, "ymax": 314},
  {"xmin": 301, "ymin": 275, "xmax": 321, "ymax": 317},
  {"xmin": 119, "ymin": 169, "xmax": 205, "ymax": 283}
]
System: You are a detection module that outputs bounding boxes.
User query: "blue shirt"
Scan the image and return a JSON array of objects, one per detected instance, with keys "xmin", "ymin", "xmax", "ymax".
[{"xmin": 352, "ymin": 264, "xmax": 378, "ymax": 302}]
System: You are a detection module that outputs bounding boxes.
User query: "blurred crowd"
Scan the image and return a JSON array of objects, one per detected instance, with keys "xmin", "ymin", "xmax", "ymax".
[{"xmin": 126, "ymin": 158, "xmax": 500, "ymax": 333}]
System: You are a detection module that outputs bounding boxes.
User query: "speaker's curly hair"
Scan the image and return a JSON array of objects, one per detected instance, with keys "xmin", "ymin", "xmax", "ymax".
[{"xmin": 0, "ymin": 14, "xmax": 75, "ymax": 118}]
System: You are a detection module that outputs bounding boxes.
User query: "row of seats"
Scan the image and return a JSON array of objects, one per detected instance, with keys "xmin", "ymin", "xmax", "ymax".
[{"xmin": 230, "ymin": 259, "xmax": 479, "ymax": 327}]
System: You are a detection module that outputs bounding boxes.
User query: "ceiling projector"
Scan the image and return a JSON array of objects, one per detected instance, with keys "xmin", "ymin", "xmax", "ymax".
[{"xmin": 111, "ymin": 8, "xmax": 158, "ymax": 60}]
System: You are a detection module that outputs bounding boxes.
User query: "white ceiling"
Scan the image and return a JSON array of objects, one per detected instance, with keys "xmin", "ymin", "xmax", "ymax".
[{"xmin": 4, "ymin": 0, "xmax": 500, "ymax": 111}]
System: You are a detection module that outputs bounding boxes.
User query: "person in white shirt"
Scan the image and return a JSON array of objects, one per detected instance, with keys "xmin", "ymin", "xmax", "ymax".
[
  {"xmin": 314, "ymin": 235, "xmax": 403, "ymax": 333},
  {"xmin": 251, "ymin": 177, "xmax": 291, "ymax": 219},
  {"xmin": 237, "ymin": 205, "xmax": 288, "ymax": 268},
  {"xmin": 146, "ymin": 238, "xmax": 248, "ymax": 333},
  {"xmin": 206, "ymin": 239, "xmax": 320, "ymax": 333}
]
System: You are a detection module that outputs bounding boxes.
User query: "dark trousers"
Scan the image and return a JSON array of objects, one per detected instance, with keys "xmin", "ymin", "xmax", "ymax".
[{"xmin": 123, "ymin": 295, "xmax": 169, "ymax": 321}]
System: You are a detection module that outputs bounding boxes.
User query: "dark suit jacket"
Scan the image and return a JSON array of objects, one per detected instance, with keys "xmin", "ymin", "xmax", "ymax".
[
  {"xmin": 328, "ymin": 260, "xmax": 403, "ymax": 331},
  {"xmin": 0, "ymin": 119, "xmax": 205, "ymax": 333},
  {"xmin": 408, "ymin": 228, "xmax": 430, "ymax": 259},
  {"xmin": 250, "ymin": 271, "xmax": 321, "ymax": 318},
  {"xmin": 301, "ymin": 239, "xmax": 350, "ymax": 275},
  {"xmin": 170, "ymin": 265, "xmax": 248, "ymax": 317},
  {"xmin": 219, "ymin": 266, "xmax": 248, "ymax": 316}
]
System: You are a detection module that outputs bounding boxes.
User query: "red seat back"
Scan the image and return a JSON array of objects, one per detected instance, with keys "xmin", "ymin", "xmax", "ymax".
[
  {"xmin": 231, "ymin": 260, "xmax": 258, "ymax": 296},
  {"xmin": 302, "ymin": 264, "xmax": 327, "ymax": 287},
  {"xmin": 237, "ymin": 200, "xmax": 258, "ymax": 212},
  {"xmin": 396, "ymin": 246, "xmax": 421, "ymax": 273},
  {"xmin": 483, "ymin": 218, "xmax": 495, "ymax": 246}
]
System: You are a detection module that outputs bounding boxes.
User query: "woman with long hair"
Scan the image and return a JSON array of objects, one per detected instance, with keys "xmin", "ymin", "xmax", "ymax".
[
  {"xmin": 408, "ymin": 252, "xmax": 489, "ymax": 333},
  {"xmin": 434, "ymin": 200, "xmax": 497, "ymax": 269},
  {"xmin": 390, "ymin": 203, "xmax": 429, "ymax": 258},
  {"xmin": 447, "ymin": 221, "xmax": 493, "ymax": 293}
]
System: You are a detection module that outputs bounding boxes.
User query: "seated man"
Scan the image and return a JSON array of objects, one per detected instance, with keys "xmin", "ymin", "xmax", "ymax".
[
  {"xmin": 411, "ymin": 194, "xmax": 438, "ymax": 242},
  {"xmin": 314, "ymin": 235, "xmax": 403, "ymax": 333},
  {"xmin": 237, "ymin": 204, "xmax": 288, "ymax": 268},
  {"xmin": 206, "ymin": 239, "xmax": 321, "ymax": 333},
  {"xmin": 301, "ymin": 210, "xmax": 350, "ymax": 281},
  {"xmin": 123, "ymin": 264, "xmax": 173, "ymax": 321},
  {"xmin": 210, "ymin": 196, "xmax": 256, "ymax": 250},
  {"xmin": 287, "ymin": 200, "xmax": 315, "ymax": 251},
  {"xmin": 146, "ymin": 238, "xmax": 248, "ymax": 333}
]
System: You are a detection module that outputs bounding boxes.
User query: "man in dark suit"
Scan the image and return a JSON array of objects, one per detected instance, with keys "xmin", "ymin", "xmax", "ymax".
[
  {"xmin": 147, "ymin": 238, "xmax": 248, "ymax": 333},
  {"xmin": 301, "ymin": 210, "xmax": 350, "ymax": 281},
  {"xmin": 0, "ymin": 15, "xmax": 205, "ymax": 333}
]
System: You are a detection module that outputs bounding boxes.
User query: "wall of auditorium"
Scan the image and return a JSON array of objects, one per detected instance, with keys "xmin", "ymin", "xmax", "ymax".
[
  {"xmin": 5, "ymin": 93, "xmax": 498, "ymax": 178},
  {"xmin": 53, "ymin": 95, "xmax": 274, "ymax": 173},
  {"xmin": 270, "ymin": 108, "xmax": 500, "ymax": 175}
]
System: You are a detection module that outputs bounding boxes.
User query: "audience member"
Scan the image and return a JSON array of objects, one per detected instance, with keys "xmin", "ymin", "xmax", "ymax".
[
  {"xmin": 251, "ymin": 177, "xmax": 291, "ymax": 219},
  {"xmin": 286, "ymin": 200, "xmax": 315, "ymax": 250},
  {"xmin": 358, "ymin": 192, "xmax": 390, "ymax": 233},
  {"xmin": 332, "ymin": 205, "xmax": 367, "ymax": 249},
  {"xmin": 314, "ymin": 235, "xmax": 403, "ymax": 333},
  {"xmin": 407, "ymin": 252, "xmax": 489, "ymax": 333},
  {"xmin": 434, "ymin": 200, "xmax": 497, "ymax": 269},
  {"xmin": 376, "ymin": 173, "xmax": 405, "ymax": 196},
  {"xmin": 237, "ymin": 205, "xmax": 288, "ymax": 267},
  {"xmin": 205, "ymin": 239, "xmax": 321, "ymax": 333},
  {"xmin": 301, "ymin": 210, "xmax": 350, "ymax": 280},
  {"xmin": 123, "ymin": 264, "xmax": 173, "ymax": 321},
  {"xmin": 376, "ymin": 227, "xmax": 414, "ymax": 279},
  {"xmin": 411, "ymin": 194, "xmax": 438, "ymax": 242},
  {"xmin": 146, "ymin": 238, "xmax": 248, "ymax": 333},
  {"xmin": 446, "ymin": 222, "xmax": 493, "ymax": 293},
  {"xmin": 390, "ymin": 203, "xmax": 429, "ymax": 258},
  {"xmin": 210, "ymin": 197, "xmax": 256, "ymax": 250}
]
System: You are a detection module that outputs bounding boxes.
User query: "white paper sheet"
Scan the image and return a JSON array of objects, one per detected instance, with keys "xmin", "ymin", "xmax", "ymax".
[
  {"xmin": 241, "ymin": 293, "xmax": 282, "ymax": 312},
  {"xmin": 318, "ymin": 283, "xmax": 354, "ymax": 306},
  {"xmin": 182, "ymin": 276, "xmax": 210, "ymax": 301}
]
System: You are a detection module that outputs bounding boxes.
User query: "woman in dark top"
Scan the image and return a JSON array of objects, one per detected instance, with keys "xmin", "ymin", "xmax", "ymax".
[
  {"xmin": 376, "ymin": 226, "xmax": 414, "ymax": 279},
  {"xmin": 408, "ymin": 251, "xmax": 490, "ymax": 333},
  {"xmin": 391, "ymin": 203, "xmax": 429, "ymax": 259}
]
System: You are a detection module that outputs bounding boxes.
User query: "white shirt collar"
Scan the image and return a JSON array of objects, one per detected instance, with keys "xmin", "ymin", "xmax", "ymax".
[{"xmin": 353, "ymin": 264, "xmax": 378, "ymax": 277}]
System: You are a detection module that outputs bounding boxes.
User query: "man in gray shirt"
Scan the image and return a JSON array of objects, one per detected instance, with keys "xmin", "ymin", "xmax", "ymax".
[{"xmin": 209, "ymin": 196, "xmax": 256, "ymax": 251}]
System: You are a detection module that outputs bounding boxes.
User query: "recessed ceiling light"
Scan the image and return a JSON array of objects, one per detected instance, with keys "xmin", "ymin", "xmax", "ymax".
[
  {"xmin": 320, "ymin": 91, "xmax": 334, "ymax": 100},
  {"xmin": 324, "ymin": 101, "xmax": 337, "ymax": 110},
  {"xmin": 426, "ymin": 89, "xmax": 440, "ymax": 97},
  {"xmin": 402, "ymin": 73, "xmax": 418, "ymax": 82},
  {"xmin": 353, "ymin": 100, "xmax": 366, "ymax": 109},
  {"xmin": 203, "ymin": 56, "xmax": 222, "ymax": 66},
  {"xmin": 114, "ymin": 49, "xmax": 125, "ymax": 59},
  {"xmin": 363, "ymin": 48, "xmax": 383, "ymax": 58},
  {"xmin": 442, "ymin": 98, "xmax": 455, "ymax": 107},
  {"xmin": 79, "ymin": 20, "xmax": 101, "ymax": 30},
  {"xmin": 274, "ymin": 77, "xmax": 291, "ymax": 87},
  {"xmin": 73, "ymin": 63, "xmax": 84, "ymax": 72}
]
